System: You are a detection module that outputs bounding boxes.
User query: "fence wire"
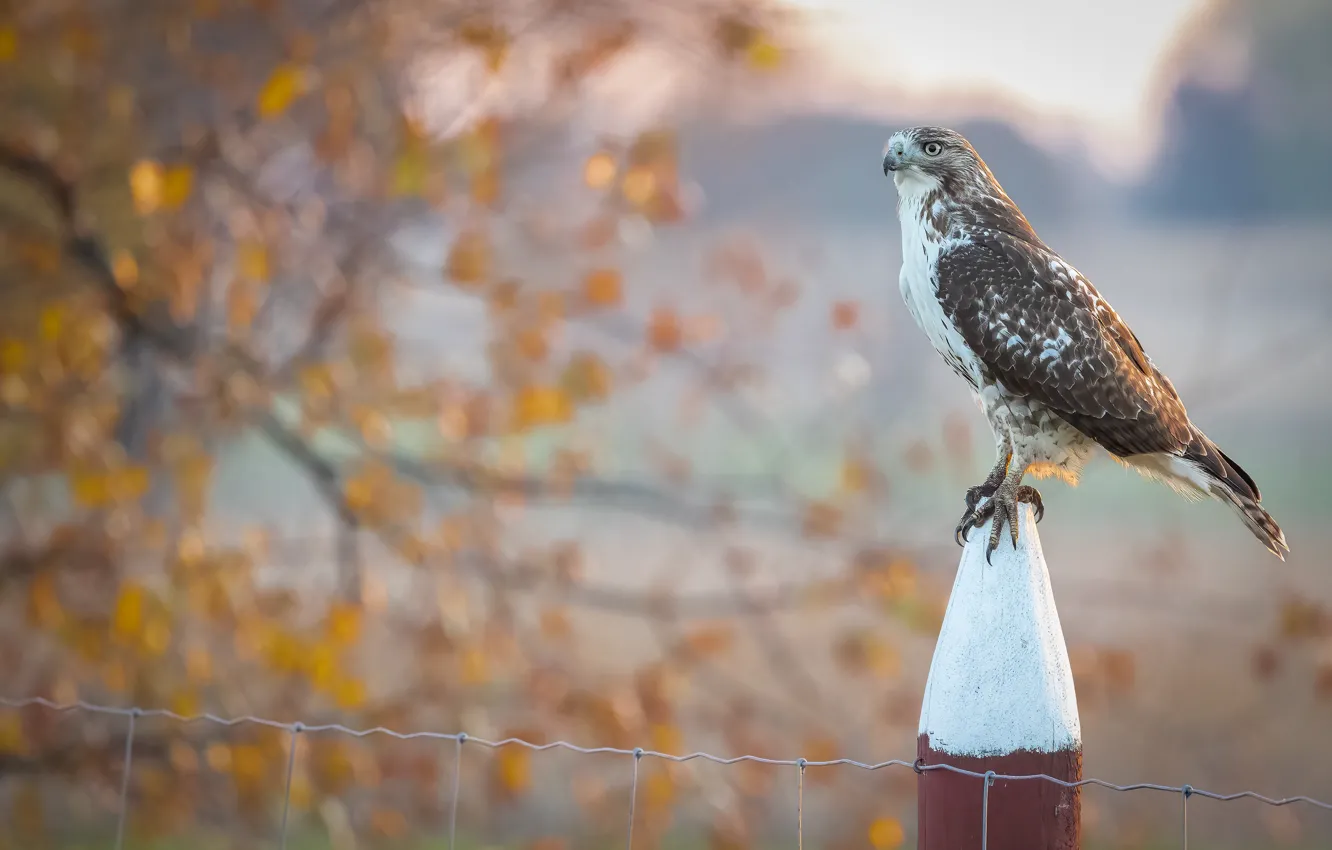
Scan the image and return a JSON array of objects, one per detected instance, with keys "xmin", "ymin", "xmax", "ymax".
[{"xmin": 3, "ymin": 695, "xmax": 1331, "ymax": 850}]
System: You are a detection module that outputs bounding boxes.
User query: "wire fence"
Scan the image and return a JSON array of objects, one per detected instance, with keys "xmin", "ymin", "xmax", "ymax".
[{"xmin": 3, "ymin": 695, "xmax": 1331, "ymax": 850}]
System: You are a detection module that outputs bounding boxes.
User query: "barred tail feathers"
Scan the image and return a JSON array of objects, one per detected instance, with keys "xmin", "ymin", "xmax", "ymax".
[{"xmin": 1178, "ymin": 435, "xmax": 1288, "ymax": 559}]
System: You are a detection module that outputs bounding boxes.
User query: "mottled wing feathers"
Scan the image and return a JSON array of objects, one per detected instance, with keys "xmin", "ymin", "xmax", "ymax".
[{"xmin": 934, "ymin": 234, "xmax": 1193, "ymax": 459}]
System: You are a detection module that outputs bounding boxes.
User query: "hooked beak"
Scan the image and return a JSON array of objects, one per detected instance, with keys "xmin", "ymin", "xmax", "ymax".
[{"xmin": 883, "ymin": 150, "xmax": 900, "ymax": 175}]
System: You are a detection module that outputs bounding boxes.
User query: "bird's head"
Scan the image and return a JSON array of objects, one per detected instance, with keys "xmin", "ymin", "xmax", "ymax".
[{"xmin": 882, "ymin": 126, "xmax": 996, "ymax": 199}]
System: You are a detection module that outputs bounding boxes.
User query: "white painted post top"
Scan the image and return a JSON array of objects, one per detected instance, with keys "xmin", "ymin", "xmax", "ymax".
[{"xmin": 918, "ymin": 503, "xmax": 1081, "ymax": 758}]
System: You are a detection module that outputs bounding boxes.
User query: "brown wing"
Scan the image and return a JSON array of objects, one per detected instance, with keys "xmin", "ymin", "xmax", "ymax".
[{"xmin": 934, "ymin": 233, "xmax": 1194, "ymax": 458}]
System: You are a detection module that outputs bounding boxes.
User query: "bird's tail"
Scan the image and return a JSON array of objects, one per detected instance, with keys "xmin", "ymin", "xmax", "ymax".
[{"xmin": 1180, "ymin": 432, "xmax": 1289, "ymax": 559}]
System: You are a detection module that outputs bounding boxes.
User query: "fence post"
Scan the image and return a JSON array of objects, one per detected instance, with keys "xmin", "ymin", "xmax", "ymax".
[{"xmin": 917, "ymin": 504, "xmax": 1082, "ymax": 850}]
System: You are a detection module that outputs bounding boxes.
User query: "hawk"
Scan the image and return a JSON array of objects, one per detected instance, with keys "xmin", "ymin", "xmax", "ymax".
[{"xmin": 881, "ymin": 126, "xmax": 1288, "ymax": 562}]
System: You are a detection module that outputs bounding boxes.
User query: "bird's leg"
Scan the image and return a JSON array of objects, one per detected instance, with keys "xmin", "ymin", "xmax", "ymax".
[
  {"xmin": 959, "ymin": 463, "xmax": 1045, "ymax": 564},
  {"xmin": 955, "ymin": 437, "xmax": 1012, "ymax": 546}
]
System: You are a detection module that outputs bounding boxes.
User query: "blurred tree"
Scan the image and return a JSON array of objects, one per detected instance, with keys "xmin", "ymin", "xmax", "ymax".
[{"xmin": 0, "ymin": 1, "xmax": 951, "ymax": 847}]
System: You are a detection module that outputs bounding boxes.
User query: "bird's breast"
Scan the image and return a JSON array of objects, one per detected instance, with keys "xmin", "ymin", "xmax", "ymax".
[{"xmin": 896, "ymin": 212, "xmax": 980, "ymax": 387}]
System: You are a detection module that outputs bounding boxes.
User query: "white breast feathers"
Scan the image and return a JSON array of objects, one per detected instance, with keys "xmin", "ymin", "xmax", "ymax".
[{"xmin": 896, "ymin": 196, "xmax": 981, "ymax": 387}]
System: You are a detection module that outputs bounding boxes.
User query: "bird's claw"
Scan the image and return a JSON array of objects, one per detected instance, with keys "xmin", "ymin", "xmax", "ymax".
[
  {"xmin": 953, "ymin": 483, "xmax": 1044, "ymax": 564},
  {"xmin": 955, "ymin": 482, "xmax": 1001, "ymax": 546}
]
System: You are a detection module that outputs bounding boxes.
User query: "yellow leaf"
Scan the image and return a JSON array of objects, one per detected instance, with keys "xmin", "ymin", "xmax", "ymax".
[
  {"xmin": 460, "ymin": 646, "xmax": 487, "ymax": 685},
  {"xmin": 257, "ymin": 63, "xmax": 307, "ymax": 118},
  {"xmin": 307, "ymin": 644, "xmax": 338, "ymax": 689},
  {"xmin": 868, "ymin": 817, "xmax": 905, "ymax": 850},
  {"xmin": 129, "ymin": 160, "xmax": 164, "ymax": 214},
  {"xmin": 39, "ymin": 303, "xmax": 64, "ymax": 342},
  {"xmin": 621, "ymin": 166, "xmax": 656, "ymax": 206},
  {"xmin": 494, "ymin": 747, "xmax": 530, "ymax": 795},
  {"xmin": 112, "ymin": 584, "xmax": 146, "ymax": 640},
  {"xmin": 171, "ymin": 690, "xmax": 199, "ymax": 717},
  {"xmin": 71, "ymin": 471, "xmax": 110, "ymax": 508},
  {"xmin": 333, "ymin": 676, "xmax": 365, "ymax": 709},
  {"xmin": 650, "ymin": 723, "xmax": 682, "ymax": 755},
  {"xmin": 141, "ymin": 614, "xmax": 172, "ymax": 656},
  {"xmin": 745, "ymin": 35, "xmax": 782, "ymax": 71},
  {"xmin": 0, "ymin": 715, "xmax": 24, "ymax": 755},
  {"xmin": 161, "ymin": 165, "xmax": 194, "ymax": 209},
  {"xmin": 0, "ymin": 26, "xmax": 17, "ymax": 63},
  {"xmin": 391, "ymin": 149, "xmax": 429, "ymax": 197},
  {"xmin": 324, "ymin": 602, "xmax": 361, "ymax": 645},
  {"xmin": 512, "ymin": 385, "xmax": 572, "ymax": 430},
  {"xmin": 645, "ymin": 771, "xmax": 675, "ymax": 810},
  {"xmin": 0, "ymin": 338, "xmax": 27, "ymax": 373},
  {"xmin": 238, "ymin": 241, "xmax": 269, "ymax": 281},
  {"xmin": 185, "ymin": 645, "xmax": 212, "ymax": 683},
  {"xmin": 112, "ymin": 466, "xmax": 150, "ymax": 502},
  {"xmin": 112, "ymin": 250, "xmax": 139, "ymax": 288}
]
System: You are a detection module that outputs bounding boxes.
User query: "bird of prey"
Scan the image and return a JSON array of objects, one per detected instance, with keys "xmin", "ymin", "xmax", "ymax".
[{"xmin": 881, "ymin": 126, "xmax": 1288, "ymax": 562}]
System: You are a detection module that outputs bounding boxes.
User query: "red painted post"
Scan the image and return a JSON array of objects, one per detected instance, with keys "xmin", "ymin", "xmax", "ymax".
[{"xmin": 917, "ymin": 504, "xmax": 1081, "ymax": 850}]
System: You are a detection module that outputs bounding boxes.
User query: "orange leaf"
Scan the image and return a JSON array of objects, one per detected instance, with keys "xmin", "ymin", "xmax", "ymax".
[
  {"xmin": 621, "ymin": 166, "xmax": 656, "ymax": 206},
  {"xmin": 680, "ymin": 624, "xmax": 734, "ymax": 660},
  {"xmin": 868, "ymin": 817, "xmax": 905, "ymax": 850},
  {"xmin": 802, "ymin": 501, "xmax": 842, "ymax": 538},
  {"xmin": 581, "ymin": 268, "xmax": 622, "ymax": 307},
  {"xmin": 583, "ymin": 152, "xmax": 617, "ymax": 189},
  {"xmin": 647, "ymin": 307, "xmax": 683, "ymax": 353},
  {"xmin": 112, "ymin": 250, "xmax": 139, "ymax": 288},
  {"xmin": 445, "ymin": 230, "xmax": 490, "ymax": 286},
  {"xmin": 831, "ymin": 300, "xmax": 859, "ymax": 330},
  {"xmin": 539, "ymin": 608, "xmax": 572, "ymax": 641}
]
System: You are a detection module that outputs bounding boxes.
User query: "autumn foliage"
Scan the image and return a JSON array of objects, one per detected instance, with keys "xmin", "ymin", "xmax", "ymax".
[{"xmin": 0, "ymin": 1, "xmax": 1327, "ymax": 849}]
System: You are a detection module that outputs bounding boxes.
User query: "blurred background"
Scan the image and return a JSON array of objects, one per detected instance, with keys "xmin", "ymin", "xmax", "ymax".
[{"xmin": 2, "ymin": 0, "xmax": 1331, "ymax": 848}]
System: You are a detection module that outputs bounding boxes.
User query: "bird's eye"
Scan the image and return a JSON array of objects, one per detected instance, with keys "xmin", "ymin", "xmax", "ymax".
[{"xmin": 923, "ymin": 141, "xmax": 943, "ymax": 157}]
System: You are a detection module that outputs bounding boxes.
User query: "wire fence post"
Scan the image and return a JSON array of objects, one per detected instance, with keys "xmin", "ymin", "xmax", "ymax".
[
  {"xmin": 278, "ymin": 721, "xmax": 303, "ymax": 850},
  {"xmin": 916, "ymin": 506, "xmax": 1082, "ymax": 850},
  {"xmin": 112, "ymin": 706, "xmax": 141, "ymax": 850},
  {"xmin": 796, "ymin": 757, "xmax": 807, "ymax": 850},
  {"xmin": 626, "ymin": 748, "xmax": 643, "ymax": 850},
  {"xmin": 447, "ymin": 732, "xmax": 466, "ymax": 850},
  {"xmin": 1181, "ymin": 784, "xmax": 1193, "ymax": 850}
]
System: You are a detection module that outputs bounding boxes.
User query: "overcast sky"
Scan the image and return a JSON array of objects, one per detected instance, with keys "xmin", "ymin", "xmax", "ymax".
[{"xmin": 787, "ymin": 0, "xmax": 1210, "ymax": 166}]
